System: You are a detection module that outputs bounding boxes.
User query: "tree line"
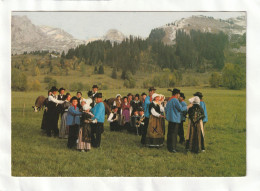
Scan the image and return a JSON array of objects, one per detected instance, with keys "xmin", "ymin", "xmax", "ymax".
[
  {"xmin": 11, "ymin": 28, "xmax": 246, "ymax": 91},
  {"xmin": 64, "ymin": 29, "xmax": 229, "ymax": 74}
]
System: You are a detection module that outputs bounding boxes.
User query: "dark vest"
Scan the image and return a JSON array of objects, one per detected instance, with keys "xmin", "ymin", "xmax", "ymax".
[
  {"xmin": 149, "ymin": 102, "xmax": 161, "ymax": 115},
  {"xmin": 58, "ymin": 94, "xmax": 66, "ymax": 101}
]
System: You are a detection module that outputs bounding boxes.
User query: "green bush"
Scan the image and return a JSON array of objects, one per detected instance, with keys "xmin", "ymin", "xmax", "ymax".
[
  {"xmin": 31, "ymin": 80, "xmax": 41, "ymax": 91},
  {"xmin": 33, "ymin": 66, "xmax": 40, "ymax": 76},
  {"xmin": 123, "ymin": 71, "xmax": 136, "ymax": 88},
  {"xmin": 102, "ymin": 84, "xmax": 109, "ymax": 90},
  {"xmin": 124, "ymin": 79, "xmax": 136, "ymax": 88},
  {"xmin": 142, "ymin": 79, "xmax": 150, "ymax": 89},
  {"xmin": 151, "ymin": 72, "xmax": 177, "ymax": 88},
  {"xmin": 11, "ymin": 68, "xmax": 28, "ymax": 91},
  {"xmin": 209, "ymin": 72, "xmax": 222, "ymax": 88},
  {"xmin": 69, "ymin": 82, "xmax": 84, "ymax": 92},
  {"xmin": 47, "ymin": 79, "xmax": 58, "ymax": 90},
  {"xmin": 52, "ymin": 66, "xmax": 60, "ymax": 75},
  {"xmin": 222, "ymin": 63, "xmax": 245, "ymax": 89},
  {"xmin": 184, "ymin": 76, "xmax": 199, "ymax": 86},
  {"xmin": 44, "ymin": 76, "xmax": 52, "ymax": 83}
]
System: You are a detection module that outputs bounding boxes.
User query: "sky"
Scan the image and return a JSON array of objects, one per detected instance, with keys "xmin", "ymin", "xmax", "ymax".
[{"xmin": 12, "ymin": 11, "xmax": 245, "ymax": 40}]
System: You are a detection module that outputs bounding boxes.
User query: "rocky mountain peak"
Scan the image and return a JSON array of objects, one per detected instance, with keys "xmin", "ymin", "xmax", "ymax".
[
  {"xmin": 158, "ymin": 15, "xmax": 246, "ymax": 45},
  {"xmin": 11, "ymin": 15, "xmax": 86, "ymax": 54},
  {"xmin": 103, "ymin": 29, "xmax": 126, "ymax": 43}
]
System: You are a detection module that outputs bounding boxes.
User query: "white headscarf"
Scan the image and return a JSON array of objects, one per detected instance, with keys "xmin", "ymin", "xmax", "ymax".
[
  {"xmin": 116, "ymin": 94, "xmax": 121, "ymax": 98},
  {"xmin": 188, "ymin": 96, "xmax": 200, "ymax": 105},
  {"xmin": 152, "ymin": 93, "xmax": 160, "ymax": 100}
]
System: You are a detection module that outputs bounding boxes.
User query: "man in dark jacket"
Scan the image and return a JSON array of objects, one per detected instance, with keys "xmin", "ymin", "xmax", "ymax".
[{"xmin": 46, "ymin": 86, "xmax": 64, "ymax": 137}]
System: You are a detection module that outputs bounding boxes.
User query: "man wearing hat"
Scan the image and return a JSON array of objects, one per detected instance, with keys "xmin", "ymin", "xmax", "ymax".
[
  {"xmin": 76, "ymin": 91, "xmax": 83, "ymax": 109},
  {"xmin": 193, "ymin": 92, "xmax": 208, "ymax": 151},
  {"xmin": 90, "ymin": 93, "xmax": 105, "ymax": 148},
  {"xmin": 58, "ymin": 87, "xmax": 66, "ymax": 101},
  {"xmin": 178, "ymin": 92, "xmax": 187, "ymax": 144},
  {"xmin": 141, "ymin": 87, "xmax": 156, "ymax": 145},
  {"xmin": 67, "ymin": 96, "xmax": 82, "ymax": 149},
  {"xmin": 165, "ymin": 88, "xmax": 192, "ymax": 153},
  {"xmin": 132, "ymin": 94, "xmax": 142, "ymax": 115},
  {"xmin": 57, "ymin": 87, "xmax": 66, "ymax": 119},
  {"xmin": 107, "ymin": 106, "xmax": 120, "ymax": 131},
  {"xmin": 141, "ymin": 92, "xmax": 147, "ymax": 109},
  {"xmin": 90, "ymin": 85, "xmax": 99, "ymax": 108},
  {"xmin": 46, "ymin": 86, "xmax": 65, "ymax": 137},
  {"xmin": 92, "ymin": 85, "xmax": 99, "ymax": 97}
]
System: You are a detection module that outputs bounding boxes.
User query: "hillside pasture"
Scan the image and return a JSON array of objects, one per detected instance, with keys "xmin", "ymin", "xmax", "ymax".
[{"xmin": 11, "ymin": 87, "xmax": 246, "ymax": 176}]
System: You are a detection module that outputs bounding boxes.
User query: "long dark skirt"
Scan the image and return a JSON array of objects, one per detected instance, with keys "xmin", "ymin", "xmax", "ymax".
[
  {"xmin": 67, "ymin": 124, "xmax": 79, "ymax": 149},
  {"xmin": 146, "ymin": 115, "xmax": 165, "ymax": 147},
  {"xmin": 77, "ymin": 123, "xmax": 91, "ymax": 151},
  {"xmin": 46, "ymin": 112, "xmax": 59, "ymax": 137},
  {"xmin": 59, "ymin": 112, "xmax": 69, "ymax": 139},
  {"xmin": 185, "ymin": 120, "xmax": 204, "ymax": 153},
  {"xmin": 41, "ymin": 109, "xmax": 48, "ymax": 131}
]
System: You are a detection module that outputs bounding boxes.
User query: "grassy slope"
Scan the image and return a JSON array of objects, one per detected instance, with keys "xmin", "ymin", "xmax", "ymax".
[{"xmin": 11, "ymin": 87, "xmax": 246, "ymax": 177}]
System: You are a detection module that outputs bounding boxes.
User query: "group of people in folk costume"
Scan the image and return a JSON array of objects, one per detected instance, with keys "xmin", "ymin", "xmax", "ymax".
[
  {"xmin": 41, "ymin": 84, "xmax": 208, "ymax": 154},
  {"xmin": 41, "ymin": 85, "xmax": 105, "ymax": 152},
  {"xmin": 140, "ymin": 87, "xmax": 208, "ymax": 153}
]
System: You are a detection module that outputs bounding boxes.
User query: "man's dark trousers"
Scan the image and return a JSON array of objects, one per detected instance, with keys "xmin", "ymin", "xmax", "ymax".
[
  {"xmin": 167, "ymin": 122, "xmax": 179, "ymax": 151},
  {"xmin": 141, "ymin": 117, "xmax": 149, "ymax": 145}
]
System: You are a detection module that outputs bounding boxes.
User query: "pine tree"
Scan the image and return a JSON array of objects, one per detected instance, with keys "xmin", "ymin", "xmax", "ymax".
[
  {"xmin": 61, "ymin": 51, "xmax": 65, "ymax": 58},
  {"xmin": 111, "ymin": 67, "xmax": 117, "ymax": 79},
  {"xmin": 94, "ymin": 66, "xmax": 98, "ymax": 74},
  {"xmin": 60, "ymin": 58, "xmax": 65, "ymax": 69},
  {"xmin": 121, "ymin": 70, "xmax": 126, "ymax": 79},
  {"xmin": 98, "ymin": 65, "xmax": 104, "ymax": 74}
]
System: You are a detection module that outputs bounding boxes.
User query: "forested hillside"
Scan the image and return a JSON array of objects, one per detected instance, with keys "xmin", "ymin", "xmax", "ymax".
[{"xmin": 11, "ymin": 29, "xmax": 246, "ymax": 91}]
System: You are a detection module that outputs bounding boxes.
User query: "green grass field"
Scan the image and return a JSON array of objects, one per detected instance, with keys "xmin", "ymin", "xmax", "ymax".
[{"xmin": 11, "ymin": 87, "xmax": 246, "ymax": 176}]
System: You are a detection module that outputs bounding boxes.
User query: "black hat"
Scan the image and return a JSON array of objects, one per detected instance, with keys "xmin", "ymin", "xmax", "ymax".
[
  {"xmin": 50, "ymin": 86, "xmax": 58, "ymax": 92},
  {"xmin": 92, "ymin": 85, "xmax": 98, "ymax": 89},
  {"xmin": 193, "ymin": 92, "xmax": 203, "ymax": 98},
  {"xmin": 94, "ymin": 93, "xmax": 102, "ymax": 98},
  {"xmin": 70, "ymin": 96, "xmax": 78, "ymax": 103},
  {"xmin": 135, "ymin": 94, "xmax": 139, "ymax": 98},
  {"xmin": 180, "ymin": 92, "xmax": 185, "ymax": 99},
  {"xmin": 148, "ymin": 87, "xmax": 156, "ymax": 92},
  {"xmin": 87, "ymin": 90, "xmax": 93, "ymax": 97},
  {"xmin": 58, "ymin": 87, "xmax": 65, "ymax": 92},
  {"xmin": 169, "ymin": 88, "xmax": 180, "ymax": 95},
  {"xmin": 141, "ymin": 92, "xmax": 147, "ymax": 96},
  {"xmin": 127, "ymin": 93, "xmax": 133, "ymax": 97}
]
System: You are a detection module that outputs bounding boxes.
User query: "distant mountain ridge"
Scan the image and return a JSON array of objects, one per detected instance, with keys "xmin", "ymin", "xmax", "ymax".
[
  {"xmin": 158, "ymin": 15, "xmax": 246, "ymax": 45},
  {"xmin": 12, "ymin": 15, "xmax": 87, "ymax": 54},
  {"xmin": 11, "ymin": 14, "xmax": 246, "ymax": 54}
]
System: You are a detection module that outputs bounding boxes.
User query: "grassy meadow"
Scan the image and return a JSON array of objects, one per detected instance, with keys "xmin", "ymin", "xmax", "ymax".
[{"xmin": 11, "ymin": 87, "xmax": 246, "ymax": 177}]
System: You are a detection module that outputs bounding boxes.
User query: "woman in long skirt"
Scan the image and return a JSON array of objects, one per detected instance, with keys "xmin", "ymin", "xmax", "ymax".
[
  {"xmin": 146, "ymin": 93, "xmax": 165, "ymax": 147},
  {"xmin": 77, "ymin": 96, "xmax": 93, "ymax": 152},
  {"xmin": 59, "ymin": 93, "xmax": 71, "ymax": 138},
  {"xmin": 41, "ymin": 91, "xmax": 51, "ymax": 132},
  {"xmin": 185, "ymin": 96, "xmax": 205, "ymax": 153},
  {"xmin": 77, "ymin": 113, "xmax": 92, "ymax": 151},
  {"xmin": 121, "ymin": 96, "xmax": 131, "ymax": 130}
]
